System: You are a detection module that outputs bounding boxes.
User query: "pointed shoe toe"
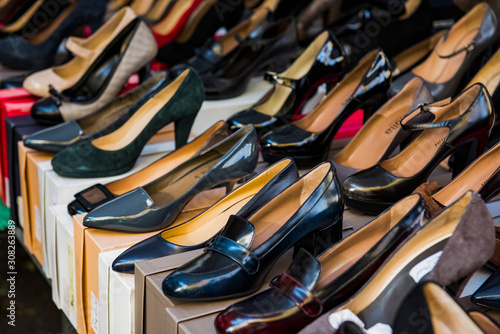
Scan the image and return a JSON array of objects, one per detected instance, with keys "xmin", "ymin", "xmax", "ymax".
[{"xmin": 31, "ymin": 97, "xmax": 64, "ymax": 125}]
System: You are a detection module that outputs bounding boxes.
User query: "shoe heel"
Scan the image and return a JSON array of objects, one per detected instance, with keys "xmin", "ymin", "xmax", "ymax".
[
  {"xmin": 138, "ymin": 62, "xmax": 152, "ymax": 83},
  {"xmin": 174, "ymin": 114, "xmax": 197, "ymax": 149},
  {"xmin": 362, "ymin": 92, "xmax": 387, "ymax": 123},
  {"xmin": 293, "ymin": 217, "xmax": 343, "ymax": 258},
  {"xmin": 450, "ymin": 134, "xmax": 488, "ymax": 178}
]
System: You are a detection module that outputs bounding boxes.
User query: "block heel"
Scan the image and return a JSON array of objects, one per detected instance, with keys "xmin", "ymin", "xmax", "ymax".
[
  {"xmin": 293, "ymin": 217, "xmax": 343, "ymax": 258},
  {"xmin": 174, "ymin": 113, "xmax": 197, "ymax": 149},
  {"xmin": 450, "ymin": 133, "xmax": 488, "ymax": 178}
]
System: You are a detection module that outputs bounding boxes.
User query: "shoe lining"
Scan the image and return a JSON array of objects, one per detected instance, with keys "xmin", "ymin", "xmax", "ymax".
[
  {"xmin": 29, "ymin": 0, "xmax": 78, "ymax": 45},
  {"xmin": 153, "ymin": 0, "xmax": 199, "ymax": 35},
  {"xmin": 176, "ymin": 0, "xmax": 217, "ymax": 43}
]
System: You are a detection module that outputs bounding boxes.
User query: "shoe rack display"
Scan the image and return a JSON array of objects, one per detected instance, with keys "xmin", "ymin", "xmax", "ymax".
[{"xmin": 0, "ymin": 1, "xmax": 499, "ymax": 334}]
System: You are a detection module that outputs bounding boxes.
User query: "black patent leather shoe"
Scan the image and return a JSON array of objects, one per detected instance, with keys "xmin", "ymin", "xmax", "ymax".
[
  {"xmin": 343, "ymin": 83, "xmax": 495, "ymax": 215},
  {"xmin": 162, "ymin": 161, "xmax": 344, "ymax": 301},
  {"xmin": 226, "ymin": 30, "xmax": 346, "ymax": 134},
  {"xmin": 202, "ymin": 17, "xmax": 299, "ymax": 100},
  {"xmin": 472, "ymin": 269, "xmax": 500, "ymax": 310},
  {"xmin": 260, "ymin": 49, "xmax": 392, "ymax": 168},
  {"xmin": 112, "ymin": 158, "xmax": 299, "ymax": 273},
  {"xmin": 24, "ymin": 73, "xmax": 167, "ymax": 153},
  {"xmin": 215, "ymin": 194, "xmax": 426, "ymax": 334},
  {"xmin": 83, "ymin": 125, "xmax": 259, "ymax": 232}
]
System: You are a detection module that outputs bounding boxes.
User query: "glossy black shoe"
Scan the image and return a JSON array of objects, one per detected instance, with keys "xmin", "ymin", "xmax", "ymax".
[
  {"xmin": 390, "ymin": 3, "xmax": 499, "ymax": 100},
  {"xmin": 226, "ymin": 30, "xmax": 346, "ymax": 134},
  {"xmin": 66, "ymin": 121, "xmax": 231, "ymax": 216},
  {"xmin": 0, "ymin": 0, "xmax": 106, "ymax": 70},
  {"xmin": 260, "ymin": 49, "xmax": 392, "ymax": 168},
  {"xmin": 472, "ymin": 269, "xmax": 500, "ymax": 310},
  {"xmin": 83, "ymin": 125, "xmax": 259, "ymax": 232},
  {"xmin": 31, "ymin": 18, "xmax": 157, "ymax": 126},
  {"xmin": 112, "ymin": 158, "xmax": 299, "ymax": 273},
  {"xmin": 202, "ymin": 17, "xmax": 299, "ymax": 100},
  {"xmin": 215, "ymin": 194, "xmax": 426, "ymax": 334},
  {"xmin": 23, "ymin": 73, "xmax": 167, "ymax": 153},
  {"xmin": 343, "ymin": 83, "xmax": 495, "ymax": 215},
  {"xmin": 169, "ymin": 6, "xmax": 274, "ymax": 77},
  {"xmin": 156, "ymin": 0, "xmax": 244, "ymax": 66},
  {"xmin": 162, "ymin": 161, "xmax": 344, "ymax": 301}
]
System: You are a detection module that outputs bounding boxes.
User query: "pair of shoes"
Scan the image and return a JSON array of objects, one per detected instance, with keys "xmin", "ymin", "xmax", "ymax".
[
  {"xmin": 226, "ymin": 30, "xmax": 346, "ymax": 134},
  {"xmin": 390, "ymin": 3, "xmax": 499, "ymax": 100},
  {"xmin": 260, "ymin": 49, "xmax": 392, "ymax": 168},
  {"xmin": 82, "ymin": 124, "xmax": 260, "ymax": 232},
  {"xmin": 50, "ymin": 68, "xmax": 204, "ymax": 178},
  {"xmin": 0, "ymin": 0, "xmax": 107, "ymax": 70},
  {"xmin": 31, "ymin": 16, "xmax": 158, "ymax": 125},
  {"xmin": 161, "ymin": 160, "xmax": 344, "ymax": 301}
]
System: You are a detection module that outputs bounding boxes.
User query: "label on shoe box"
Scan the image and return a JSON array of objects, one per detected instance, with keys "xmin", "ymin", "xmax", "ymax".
[{"xmin": 409, "ymin": 251, "xmax": 442, "ymax": 283}]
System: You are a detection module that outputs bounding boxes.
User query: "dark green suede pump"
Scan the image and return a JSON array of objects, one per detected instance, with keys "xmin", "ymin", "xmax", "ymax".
[{"xmin": 51, "ymin": 68, "xmax": 204, "ymax": 178}]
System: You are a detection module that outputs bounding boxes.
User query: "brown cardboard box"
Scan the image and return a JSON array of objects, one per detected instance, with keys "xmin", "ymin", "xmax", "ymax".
[
  {"xmin": 178, "ymin": 314, "xmax": 217, "ymax": 334},
  {"xmin": 18, "ymin": 142, "xmax": 35, "ymax": 252}
]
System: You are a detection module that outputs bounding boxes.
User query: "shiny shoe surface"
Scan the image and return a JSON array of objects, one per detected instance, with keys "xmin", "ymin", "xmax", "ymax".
[
  {"xmin": 344, "ymin": 83, "xmax": 495, "ymax": 215},
  {"xmin": 299, "ymin": 191, "xmax": 495, "ymax": 334},
  {"xmin": 112, "ymin": 158, "xmax": 299, "ymax": 273},
  {"xmin": 390, "ymin": 3, "xmax": 499, "ymax": 100},
  {"xmin": 332, "ymin": 77, "xmax": 433, "ymax": 182},
  {"xmin": 83, "ymin": 125, "xmax": 259, "ymax": 232},
  {"xmin": 31, "ymin": 18, "xmax": 158, "ymax": 126},
  {"xmin": 24, "ymin": 72, "xmax": 167, "ymax": 153},
  {"xmin": 260, "ymin": 49, "xmax": 392, "ymax": 168},
  {"xmin": 226, "ymin": 30, "xmax": 346, "ymax": 134},
  {"xmin": 66, "ymin": 121, "xmax": 231, "ymax": 216},
  {"xmin": 472, "ymin": 269, "xmax": 500, "ymax": 310},
  {"xmin": 162, "ymin": 161, "xmax": 344, "ymax": 301},
  {"xmin": 51, "ymin": 68, "xmax": 204, "ymax": 178},
  {"xmin": 215, "ymin": 194, "xmax": 426, "ymax": 334}
]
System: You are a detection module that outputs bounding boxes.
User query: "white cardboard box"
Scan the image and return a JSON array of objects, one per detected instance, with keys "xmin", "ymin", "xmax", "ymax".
[
  {"xmin": 37, "ymin": 160, "xmax": 53, "ymax": 276},
  {"xmin": 47, "ymin": 204, "xmax": 68, "ymax": 309}
]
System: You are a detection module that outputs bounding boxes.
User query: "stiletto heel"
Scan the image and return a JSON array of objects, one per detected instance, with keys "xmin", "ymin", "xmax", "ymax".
[
  {"xmin": 293, "ymin": 217, "xmax": 343, "ymax": 258},
  {"xmin": 450, "ymin": 134, "xmax": 488, "ymax": 178},
  {"xmin": 174, "ymin": 113, "xmax": 198, "ymax": 149},
  {"xmin": 361, "ymin": 92, "xmax": 387, "ymax": 123},
  {"xmin": 137, "ymin": 62, "xmax": 152, "ymax": 83}
]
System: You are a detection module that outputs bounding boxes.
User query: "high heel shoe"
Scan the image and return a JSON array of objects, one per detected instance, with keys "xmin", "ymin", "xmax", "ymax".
[
  {"xmin": 82, "ymin": 125, "xmax": 259, "ymax": 232},
  {"xmin": 0, "ymin": 0, "xmax": 28, "ymax": 23},
  {"xmin": 66, "ymin": 121, "xmax": 231, "ymax": 215},
  {"xmin": 23, "ymin": 72, "xmax": 168, "ymax": 153},
  {"xmin": 415, "ymin": 141, "xmax": 500, "ymax": 217},
  {"xmin": 0, "ymin": 0, "xmax": 41, "ymax": 36},
  {"xmin": 215, "ymin": 194, "xmax": 426, "ymax": 334},
  {"xmin": 260, "ymin": 49, "xmax": 392, "ymax": 169},
  {"xmin": 151, "ymin": 0, "xmax": 204, "ymax": 47},
  {"xmin": 226, "ymin": 30, "xmax": 346, "ymax": 134},
  {"xmin": 161, "ymin": 161, "xmax": 343, "ymax": 301},
  {"xmin": 332, "ymin": 77, "xmax": 433, "ymax": 183},
  {"xmin": 112, "ymin": 158, "xmax": 299, "ymax": 273},
  {"xmin": 202, "ymin": 17, "xmax": 299, "ymax": 100},
  {"xmin": 394, "ymin": 282, "xmax": 486, "ymax": 334},
  {"xmin": 23, "ymin": 7, "xmax": 137, "ymax": 98},
  {"xmin": 343, "ymin": 83, "xmax": 495, "ymax": 215},
  {"xmin": 156, "ymin": 0, "xmax": 244, "ymax": 65},
  {"xmin": 31, "ymin": 18, "xmax": 158, "ymax": 126},
  {"xmin": 299, "ymin": 190, "xmax": 495, "ymax": 334},
  {"xmin": 51, "ymin": 68, "xmax": 204, "ymax": 178},
  {"xmin": 0, "ymin": 0, "xmax": 106, "ymax": 70},
  {"xmin": 390, "ymin": 3, "xmax": 499, "ymax": 100}
]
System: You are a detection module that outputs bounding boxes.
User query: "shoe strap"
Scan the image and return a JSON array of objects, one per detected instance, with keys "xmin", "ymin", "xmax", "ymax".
[
  {"xmin": 270, "ymin": 272, "xmax": 323, "ymax": 318},
  {"xmin": 205, "ymin": 235, "xmax": 260, "ymax": 274},
  {"xmin": 400, "ymin": 103, "xmax": 454, "ymax": 131},
  {"xmin": 74, "ymin": 184, "xmax": 115, "ymax": 212},
  {"xmin": 65, "ymin": 37, "xmax": 96, "ymax": 59},
  {"xmin": 264, "ymin": 72, "xmax": 299, "ymax": 89},
  {"xmin": 438, "ymin": 41, "xmax": 476, "ymax": 59}
]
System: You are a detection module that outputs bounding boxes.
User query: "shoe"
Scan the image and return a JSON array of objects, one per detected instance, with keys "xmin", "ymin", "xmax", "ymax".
[
  {"xmin": 394, "ymin": 282, "xmax": 485, "ymax": 334},
  {"xmin": 468, "ymin": 310, "xmax": 500, "ymax": 334},
  {"xmin": 226, "ymin": 30, "xmax": 346, "ymax": 134},
  {"xmin": 156, "ymin": 0, "xmax": 245, "ymax": 65},
  {"xmin": 332, "ymin": 77, "xmax": 433, "ymax": 183},
  {"xmin": 0, "ymin": 0, "xmax": 106, "ymax": 70},
  {"xmin": 162, "ymin": 161, "xmax": 343, "ymax": 301},
  {"xmin": 23, "ymin": 72, "xmax": 168, "ymax": 153},
  {"xmin": 343, "ymin": 83, "xmax": 495, "ymax": 215},
  {"xmin": 414, "ymin": 141, "xmax": 500, "ymax": 217},
  {"xmin": 112, "ymin": 158, "xmax": 299, "ymax": 273},
  {"xmin": 169, "ymin": 6, "xmax": 274, "ymax": 77},
  {"xmin": 298, "ymin": 190, "xmax": 495, "ymax": 334},
  {"xmin": 66, "ymin": 121, "xmax": 231, "ymax": 215},
  {"xmin": 471, "ymin": 269, "xmax": 500, "ymax": 310},
  {"xmin": 151, "ymin": 0, "xmax": 204, "ymax": 47},
  {"xmin": 23, "ymin": 7, "xmax": 137, "ymax": 98},
  {"xmin": 0, "ymin": 0, "xmax": 28, "ymax": 23},
  {"xmin": 215, "ymin": 194, "xmax": 426, "ymax": 334},
  {"xmin": 51, "ymin": 68, "xmax": 204, "ymax": 178},
  {"xmin": 202, "ymin": 16, "xmax": 299, "ymax": 100},
  {"xmin": 130, "ymin": 0, "xmax": 155, "ymax": 17},
  {"xmin": 390, "ymin": 3, "xmax": 499, "ymax": 100},
  {"xmin": 31, "ymin": 18, "xmax": 158, "ymax": 126},
  {"xmin": 260, "ymin": 49, "xmax": 392, "ymax": 169},
  {"xmin": 0, "ymin": 0, "xmax": 41, "ymax": 36},
  {"xmin": 82, "ymin": 125, "xmax": 259, "ymax": 232}
]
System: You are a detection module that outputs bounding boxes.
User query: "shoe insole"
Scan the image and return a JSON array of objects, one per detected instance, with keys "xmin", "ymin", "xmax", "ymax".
[
  {"xmin": 145, "ymin": 0, "xmax": 171, "ymax": 22},
  {"xmin": 468, "ymin": 311, "xmax": 500, "ymax": 334},
  {"xmin": 130, "ymin": 0, "xmax": 155, "ymax": 16},
  {"xmin": 254, "ymin": 31, "xmax": 329, "ymax": 117},
  {"xmin": 467, "ymin": 46, "xmax": 500, "ymax": 94},
  {"xmin": 434, "ymin": 143, "xmax": 500, "ymax": 206},
  {"xmin": 91, "ymin": 69, "xmax": 188, "ymax": 151},
  {"xmin": 176, "ymin": 0, "xmax": 217, "ymax": 43},
  {"xmin": 29, "ymin": 0, "xmax": 78, "ymax": 45},
  {"xmin": 153, "ymin": 0, "xmax": 198, "ymax": 35}
]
